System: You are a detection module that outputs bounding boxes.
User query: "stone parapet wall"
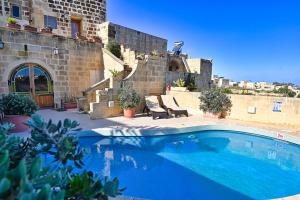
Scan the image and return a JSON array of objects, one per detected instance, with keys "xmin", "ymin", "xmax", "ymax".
[
  {"xmin": 0, "ymin": 27, "xmax": 104, "ymax": 105},
  {"xmin": 169, "ymin": 91, "xmax": 300, "ymax": 127},
  {"xmin": 99, "ymin": 22, "xmax": 168, "ymax": 56}
]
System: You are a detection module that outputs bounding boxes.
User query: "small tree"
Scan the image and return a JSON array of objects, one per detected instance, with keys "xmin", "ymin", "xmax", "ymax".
[
  {"xmin": 106, "ymin": 40, "xmax": 122, "ymax": 59},
  {"xmin": 274, "ymin": 86, "xmax": 296, "ymax": 97},
  {"xmin": 199, "ymin": 89, "xmax": 232, "ymax": 118},
  {"xmin": 118, "ymin": 86, "xmax": 141, "ymax": 110}
]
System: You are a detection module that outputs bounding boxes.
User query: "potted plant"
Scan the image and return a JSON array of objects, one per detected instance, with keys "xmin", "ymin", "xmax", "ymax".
[
  {"xmin": 6, "ymin": 17, "xmax": 21, "ymax": 30},
  {"xmin": 63, "ymin": 95, "xmax": 77, "ymax": 110},
  {"xmin": 199, "ymin": 89, "xmax": 232, "ymax": 119},
  {"xmin": 118, "ymin": 86, "xmax": 141, "ymax": 118},
  {"xmin": 24, "ymin": 25, "xmax": 38, "ymax": 32},
  {"xmin": 172, "ymin": 78, "xmax": 188, "ymax": 92},
  {"xmin": 93, "ymin": 36, "xmax": 102, "ymax": 43},
  {"xmin": 0, "ymin": 94, "xmax": 38, "ymax": 132},
  {"xmin": 40, "ymin": 26, "xmax": 53, "ymax": 34}
]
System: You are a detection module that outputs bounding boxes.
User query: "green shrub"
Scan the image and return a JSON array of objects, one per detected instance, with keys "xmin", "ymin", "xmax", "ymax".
[
  {"xmin": 185, "ymin": 75, "xmax": 197, "ymax": 91},
  {"xmin": 219, "ymin": 88, "xmax": 233, "ymax": 94},
  {"xmin": 297, "ymin": 94, "xmax": 300, "ymax": 98},
  {"xmin": 109, "ymin": 69, "xmax": 122, "ymax": 78},
  {"xmin": 199, "ymin": 89, "xmax": 232, "ymax": 115},
  {"xmin": 6, "ymin": 17, "xmax": 17, "ymax": 24},
  {"xmin": 118, "ymin": 86, "xmax": 141, "ymax": 109},
  {"xmin": 1, "ymin": 94, "xmax": 38, "ymax": 116},
  {"xmin": 0, "ymin": 115, "xmax": 124, "ymax": 199},
  {"xmin": 274, "ymin": 86, "xmax": 296, "ymax": 97},
  {"xmin": 173, "ymin": 78, "xmax": 186, "ymax": 87},
  {"xmin": 107, "ymin": 40, "xmax": 122, "ymax": 59}
]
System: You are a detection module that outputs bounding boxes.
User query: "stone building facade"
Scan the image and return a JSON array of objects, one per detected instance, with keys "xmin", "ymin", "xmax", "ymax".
[
  {"xmin": 0, "ymin": 27, "xmax": 104, "ymax": 107},
  {"xmin": 0, "ymin": 0, "xmax": 106, "ymax": 39}
]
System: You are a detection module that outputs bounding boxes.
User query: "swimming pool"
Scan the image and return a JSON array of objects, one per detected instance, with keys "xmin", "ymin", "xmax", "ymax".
[{"xmin": 79, "ymin": 130, "xmax": 300, "ymax": 200}]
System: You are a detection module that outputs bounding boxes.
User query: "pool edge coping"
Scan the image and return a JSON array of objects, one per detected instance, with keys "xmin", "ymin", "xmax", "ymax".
[{"xmin": 77, "ymin": 124, "xmax": 300, "ymax": 146}]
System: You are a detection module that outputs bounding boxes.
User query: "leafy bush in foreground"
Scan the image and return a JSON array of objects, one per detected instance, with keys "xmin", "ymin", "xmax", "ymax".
[{"xmin": 0, "ymin": 115, "xmax": 124, "ymax": 200}]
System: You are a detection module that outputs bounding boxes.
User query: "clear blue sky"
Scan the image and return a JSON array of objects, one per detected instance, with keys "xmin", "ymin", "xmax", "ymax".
[{"xmin": 107, "ymin": 0, "xmax": 300, "ymax": 85}]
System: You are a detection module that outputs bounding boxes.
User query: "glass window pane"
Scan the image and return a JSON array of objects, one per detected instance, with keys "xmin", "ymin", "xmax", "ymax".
[
  {"xmin": 34, "ymin": 67, "xmax": 50, "ymax": 93},
  {"xmin": 12, "ymin": 5, "xmax": 20, "ymax": 18},
  {"xmin": 14, "ymin": 67, "xmax": 30, "ymax": 93},
  {"xmin": 44, "ymin": 15, "xmax": 57, "ymax": 29}
]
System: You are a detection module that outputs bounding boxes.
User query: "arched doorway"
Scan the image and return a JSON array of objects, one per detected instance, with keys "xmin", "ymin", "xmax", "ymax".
[{"xmin": 8, "ymin": 63, "xmax": 54, "ymax": 108}]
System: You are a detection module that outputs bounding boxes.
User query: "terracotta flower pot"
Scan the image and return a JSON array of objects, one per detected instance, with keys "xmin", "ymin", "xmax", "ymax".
[
  {"xmin": 203, "ymin": 112, "xmax": 223, "ymax": 119},
  {"xmin": 124, "ymin": 108, "xmax": 136, "ymax": 118},
  {"xmin": 5, "ymin": 115, "xmax": 30, "ymax": 133}
]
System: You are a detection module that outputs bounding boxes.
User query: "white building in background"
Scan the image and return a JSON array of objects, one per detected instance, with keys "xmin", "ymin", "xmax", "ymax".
[
  {"xmin": 238, "ymin": 81, "xmax": 256, "ymax": 90},
  {"xmin": 256, "ymin": 82, "xmax": 275, "ymax": 91},
  {"xmin": 212, "ymin": 75, "xmax": 230, "ymax": 88}
]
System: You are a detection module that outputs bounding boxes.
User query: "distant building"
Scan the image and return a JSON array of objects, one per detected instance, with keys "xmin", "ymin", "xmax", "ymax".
[{"xmin": 212, "ymin": 75, "xmax": 230, "ymax": 88}]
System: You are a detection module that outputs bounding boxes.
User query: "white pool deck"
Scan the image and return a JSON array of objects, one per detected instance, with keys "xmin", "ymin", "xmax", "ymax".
[{"xmin": 33, "ymin": 109, "xmax": 300, "ymax": 200}]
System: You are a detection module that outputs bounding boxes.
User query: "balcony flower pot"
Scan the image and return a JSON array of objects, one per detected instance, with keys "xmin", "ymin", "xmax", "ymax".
[
  {"xmin": 7, "ymin": 23, "xmax": 21, "ymax": 30},
  {"xmin": 24, "ymin": 25, "xmax": 37, "ymax": 32},
  {"xmin": 5, "ymin": 115, "xmax": 30, "ymax": 133},
  {"xmin": 40, "ymin": 27, "xmax": 53, "ymax": 34},
  {"xmin": 124, "ymin": 108, "xmax": 136, "ymax": 118}
]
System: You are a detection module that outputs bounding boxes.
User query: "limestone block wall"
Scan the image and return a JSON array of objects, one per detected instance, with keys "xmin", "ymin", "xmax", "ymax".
[
  {"xmin": 99, "ymin": 22, "xmax": 168, "ymax": 56},
  {"xmin": 31, "ymin": 0, "xmax": 106, "ymax": 39},
  {"xmin": 0, "ymin": 0, "xmax": 31, "ymax": 21},
  {"xmin": 0, "ymin": 27, "xmax": 104, "ymax": 105},
  {"xmin": 123, "ymin": 56, "xmax": 167, "ymax": 99},
  {"xmin": 228, "ymin": 95, "xmax": 300, "ymax": 127},
  {"xmin": 102, "ymin": 48, "xmax": 124, "ymax": 79}
]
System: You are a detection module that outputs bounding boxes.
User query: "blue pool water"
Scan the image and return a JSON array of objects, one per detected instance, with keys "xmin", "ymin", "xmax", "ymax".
[{"xmin": 79, "ymin": 130, "xmax": 300, "ymax": 200}]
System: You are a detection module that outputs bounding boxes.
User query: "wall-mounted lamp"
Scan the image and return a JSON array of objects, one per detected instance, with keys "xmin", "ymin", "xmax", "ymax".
[
  {"xmin": 0, "ymin": 38, "xmax": 4, "ymax": 49},
  {"xmin": 53, "ymin": 47, "xmax": 59, "ymax": 55}
]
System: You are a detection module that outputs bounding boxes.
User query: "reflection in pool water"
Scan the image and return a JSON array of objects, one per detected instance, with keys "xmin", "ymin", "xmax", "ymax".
[{"xmin": 78, "ymin": 130, "xmax": 300, "ymax": 200}]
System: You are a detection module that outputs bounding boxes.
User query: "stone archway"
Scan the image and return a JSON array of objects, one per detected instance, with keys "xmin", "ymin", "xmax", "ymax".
[{"xmin": 168, "ymin": 58, "xmax": 186, "ymax": 72}]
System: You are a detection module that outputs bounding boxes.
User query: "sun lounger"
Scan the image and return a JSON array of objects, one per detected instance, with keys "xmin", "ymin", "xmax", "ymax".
[
  {"xmin": 145, "ymin": 96, "xmax": 168, "ymax": 119},
  {"xmin": 161, "ymin": 95, "xmax": 188, "ymax": 117}
]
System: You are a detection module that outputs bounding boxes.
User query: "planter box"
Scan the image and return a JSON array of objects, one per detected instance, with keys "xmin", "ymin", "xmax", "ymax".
[
  {"xmin": 63, "ymin": 102, "xmax": 77, "ymax": 110},
  {"xmin": 40, "ymin": 28, "xmax": 52, "ymax": 34},
  {"xmin": 5, "ymin": 115, "xmax": 30, "ymax": 133},
  {"xmin": 171, "ymin": 87, "xmax": 188, "ymax": 92},
  {"xmin": 93, "ymin": 36, "xmax": 102, "ymax": 43},
  {"xmin": 7, "ymin": 23, "xmax": 21, "ymax": 30},
  {"xmin": 24, "ymin": 25, "xmax": 37, "ymax": 32}
]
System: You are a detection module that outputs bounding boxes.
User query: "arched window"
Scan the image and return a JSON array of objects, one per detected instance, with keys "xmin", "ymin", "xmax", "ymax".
[
  {"xmin": 9, "ymin": 64, "xmax": 53, "ymax": 94},
  {"xmin": 9, "ymin": 64, "xmax": 54, "ymax": 108}
]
